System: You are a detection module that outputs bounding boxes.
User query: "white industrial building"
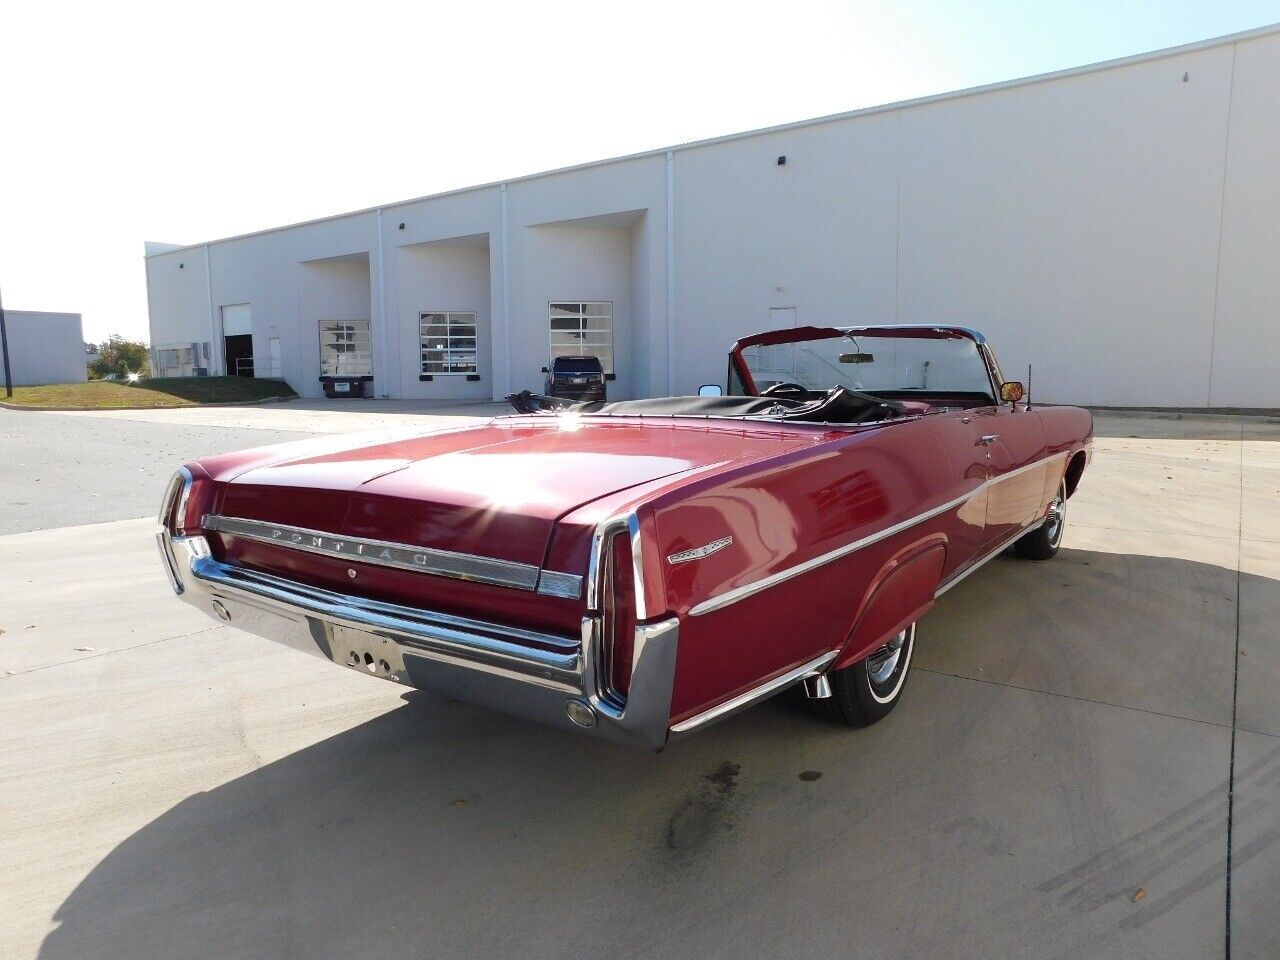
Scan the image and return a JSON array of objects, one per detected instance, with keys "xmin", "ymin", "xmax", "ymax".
[
  {"xmin": 145, "ymin": 25, "xmax": 1280, "ymax": 408},
  {"xmin": 3, "ymin": 311, "xmax": 87, "ymax": 387}
]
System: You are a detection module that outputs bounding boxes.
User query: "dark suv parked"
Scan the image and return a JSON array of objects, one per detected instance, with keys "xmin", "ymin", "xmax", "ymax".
[{"xmin": 543, "ymin": 355, "xmax": 607, "ymax": 402}]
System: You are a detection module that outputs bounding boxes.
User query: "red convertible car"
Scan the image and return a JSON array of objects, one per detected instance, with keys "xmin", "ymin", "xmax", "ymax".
[{"xmin": 157, "ymin": 325, "xmax": 1091, "ymax": 748}]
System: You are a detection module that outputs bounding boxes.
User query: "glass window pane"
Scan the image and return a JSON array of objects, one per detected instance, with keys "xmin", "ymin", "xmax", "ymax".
[{"xmin": 418, "ymin": 312, "xmax": 478, "ymax": 375}]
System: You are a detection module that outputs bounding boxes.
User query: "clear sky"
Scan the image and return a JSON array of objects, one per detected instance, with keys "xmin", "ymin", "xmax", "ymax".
[{"xmin": 3, "ymin": 0, "xmax": 1279, "ymax": 344}]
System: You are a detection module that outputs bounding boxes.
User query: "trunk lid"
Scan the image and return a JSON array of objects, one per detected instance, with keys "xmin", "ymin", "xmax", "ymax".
[{"xmin": 207, "ymin": 418, "xmax": 828, "ymax": 627}]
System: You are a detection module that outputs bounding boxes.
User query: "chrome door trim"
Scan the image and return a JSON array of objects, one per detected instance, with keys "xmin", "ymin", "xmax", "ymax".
[
  {"xmin": 687, "ymin": 450, "xmax": 1067, "ymax": 617},
  {"xmin": 669, "ymin": 650, "xmax": 838, "ymax": 735},
  {"xmin": 203, "ymin": 514, "xmax": 582, "ymax": 599}
]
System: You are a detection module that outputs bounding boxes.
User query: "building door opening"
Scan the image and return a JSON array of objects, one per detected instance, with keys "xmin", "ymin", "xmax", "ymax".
[
  {"xmin": 224, "ymin": 334, "xmax": 254, "ymax": 377},
  {"xmin": 220, "ymin": 303, "xmax": 253, "ymax": 376}
]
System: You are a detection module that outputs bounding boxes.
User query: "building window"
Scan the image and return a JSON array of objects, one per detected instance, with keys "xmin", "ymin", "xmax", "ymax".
[
  {"xmin": 152, "ymin": 342, "xmax": 210, "ymax": 378},
  {"xmin": 319, "ymin": 320, "xmax": 372, "ymax": 376},
  {"xmin": 419, "ymin": 313, "xmax": 478, "ymax": 375},
  {"xmin": 549, "ymin": 302, "xmax": 613, "ymax": 374}
]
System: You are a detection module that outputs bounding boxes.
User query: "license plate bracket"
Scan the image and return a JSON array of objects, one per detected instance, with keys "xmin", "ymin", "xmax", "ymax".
[{"xmin": 330, "ymin": 625, "xmax": 409, "ymax": 684}]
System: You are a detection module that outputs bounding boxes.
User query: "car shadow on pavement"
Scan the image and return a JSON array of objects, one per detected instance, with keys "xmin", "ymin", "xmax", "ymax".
[{"xmin": 37, "ymin": 550, "xmax": 1280, "ymax": 960}]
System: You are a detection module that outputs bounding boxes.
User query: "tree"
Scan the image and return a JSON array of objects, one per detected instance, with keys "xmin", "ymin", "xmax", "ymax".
[{"xmin": 88, "ymin": 335, "xmax": 151, "ymax": 380}]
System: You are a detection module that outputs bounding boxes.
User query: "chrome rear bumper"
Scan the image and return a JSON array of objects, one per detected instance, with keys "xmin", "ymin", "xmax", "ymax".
[{"xmin": 158, "ymin": 531, "xmax": 678, "ymax": 749}]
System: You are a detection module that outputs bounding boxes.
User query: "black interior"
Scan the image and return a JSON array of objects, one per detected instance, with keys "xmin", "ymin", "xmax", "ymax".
[{"xmin": 507, "ymin": 388, "xmax": 907, "ymax": 425}]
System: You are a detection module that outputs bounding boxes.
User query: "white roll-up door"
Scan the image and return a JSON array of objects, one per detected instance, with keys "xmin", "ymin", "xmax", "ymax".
[{"xmin": 221, "ymin": 303, "xmax": 252, "ymax": 336}]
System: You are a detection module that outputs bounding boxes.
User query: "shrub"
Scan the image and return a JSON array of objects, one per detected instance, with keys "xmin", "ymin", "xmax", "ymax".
[{"xmin": 88, "ymin": 336, "xmax": 151, "ymax": 380}]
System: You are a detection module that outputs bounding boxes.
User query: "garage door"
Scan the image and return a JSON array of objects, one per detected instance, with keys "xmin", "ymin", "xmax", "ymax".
[{"xmin": 221, "ymin": 304, "xmax": 251, "ymax": 336}]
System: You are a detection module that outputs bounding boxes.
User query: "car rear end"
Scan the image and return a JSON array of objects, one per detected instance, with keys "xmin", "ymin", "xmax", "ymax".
[
  {"xmin": 155, "ymin": 418, "xmax": 828, "ymax": 748},
  {"xmin": 546, "ymin": 356, "xmax": 606, "ymax": 402}
]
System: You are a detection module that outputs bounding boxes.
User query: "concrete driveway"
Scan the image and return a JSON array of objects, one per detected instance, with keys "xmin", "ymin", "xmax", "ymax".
[{"xmin": 1, "ymin": 403, "xmax": 1277, "ymax": 960}]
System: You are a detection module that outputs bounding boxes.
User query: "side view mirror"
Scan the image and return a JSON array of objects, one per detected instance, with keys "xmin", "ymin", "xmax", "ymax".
[
  {"xmin": 540, "ymin": 366, "xmax": 549, "ymax": 374},
  {"xmin": 697, "ymin": 384, "xmax": 723, "ymax": 397},
  {"xmin": 1000, "ymin": 381, "xmax": 1025, "ymax": 403}
]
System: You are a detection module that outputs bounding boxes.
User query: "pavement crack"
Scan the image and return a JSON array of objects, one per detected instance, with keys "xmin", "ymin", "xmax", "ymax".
[
  {"xmin": 1, "ymin": 624, "xmax": 225, "ymax": 678},
  {"xmin": 913, "ymin": 666, "xmax": 1236, "ymax": 732},
  {"xmin": 1225, "ymin": 422, "xmax": 1245, "ymax": 959}
]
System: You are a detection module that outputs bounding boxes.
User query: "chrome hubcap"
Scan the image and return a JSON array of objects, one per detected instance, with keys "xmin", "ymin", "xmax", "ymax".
[
  {"xmin": 866, "ymin": 624, "xmax": 914, "ymax": 703},
  {"xmin": 1044, "ymin": 484, "xmax": 1066, "ymax": 547}
]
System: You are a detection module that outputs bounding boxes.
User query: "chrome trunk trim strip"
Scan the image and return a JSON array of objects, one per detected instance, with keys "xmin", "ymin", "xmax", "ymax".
[
  {"xmin": 669, "ymin": 650, "xmax": 838, "ymax": 735},
  {"xmin": 203, "ymin": 514, "xmax": 582, "ymax": 599}
]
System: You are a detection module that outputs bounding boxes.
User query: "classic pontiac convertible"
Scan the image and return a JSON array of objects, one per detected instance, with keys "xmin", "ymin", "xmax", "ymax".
[{"xmin": 157, "ymin": 325, "xmax": 1091, "ymax": 748}]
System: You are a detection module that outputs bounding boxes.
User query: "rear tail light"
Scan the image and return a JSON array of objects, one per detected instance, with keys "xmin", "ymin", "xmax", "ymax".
[
  {"xmin": 605, "ymin": 531, "xmax": 638, "ymax": 695},
  {"xmin": 160, "ymin": 466, "xmax": 215, "ymax": 535}
]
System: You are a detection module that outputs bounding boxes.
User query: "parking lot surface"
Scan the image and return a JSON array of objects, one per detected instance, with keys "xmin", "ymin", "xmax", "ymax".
[{"xmin": 1, "ymin": 402, "xmax": 1277, "ymax": 959}]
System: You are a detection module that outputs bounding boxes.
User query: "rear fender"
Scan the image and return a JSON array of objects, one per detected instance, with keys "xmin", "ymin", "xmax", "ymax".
[{"xmin": 832, "ymin": 536, "xmax": 947, "ymax": 671}]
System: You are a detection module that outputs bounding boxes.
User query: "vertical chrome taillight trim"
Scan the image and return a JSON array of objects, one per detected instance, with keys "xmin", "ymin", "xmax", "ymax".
[
  {"xmin": 585, "ymin": 510, "xmax": 650, "ymax": 706},
  {"xmin": 159, "ymin": 467, "xmax": 194, "ymax": 531},
  {"xmin": 587, "ymin": 513, "xmax": 643, "ymax": 616},
  {"xmin": 625, "ymin": 513, "xmax": 646, "ymax": 622}
]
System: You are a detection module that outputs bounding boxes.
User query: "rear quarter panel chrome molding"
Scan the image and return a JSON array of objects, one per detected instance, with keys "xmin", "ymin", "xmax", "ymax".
[
  {"xmin": 686, "ymin": 450, "xmax": 1069, "ymax": 617},
  {"xmin": 669, "ymin": 650, "xmax": 837, "ymax": 735}
]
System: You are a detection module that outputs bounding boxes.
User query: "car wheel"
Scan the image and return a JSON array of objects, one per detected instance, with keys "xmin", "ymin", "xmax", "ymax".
[
  {"xmin": 814, "ymin": 623, "xmax": 916, "ymax": 726},
  {"xmin": 1014, "ymin": 479, "xmax": 1066, "ymax": 561}
]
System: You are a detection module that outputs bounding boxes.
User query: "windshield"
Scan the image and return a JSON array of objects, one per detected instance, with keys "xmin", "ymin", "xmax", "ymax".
[
  {"xmin": 553, "ymin": 356, "xmax": 603, "ymax": 374},
  {"xmin": 739, "ymin": 333, "xmax": 994, "ymax": 400}
]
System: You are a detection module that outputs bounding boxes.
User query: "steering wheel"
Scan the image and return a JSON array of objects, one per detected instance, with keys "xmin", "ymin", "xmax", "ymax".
[{"xmin": 760, "ymin": 381, "xmax": 809, "ymax": 399}]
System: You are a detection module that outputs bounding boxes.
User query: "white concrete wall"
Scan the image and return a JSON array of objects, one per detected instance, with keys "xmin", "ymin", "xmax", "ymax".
[
  {"xmin": 517, "ymin": 219, "xmax": 637, "ymax": 399},
  {"xmin": 672, "ymin": 112, "xmax": 900, "ymax": 395},
  {"xmin": 143, "ymin": 28, "xmax": 1280, "ymax": 408},
  {"xmin": 385, "ymin": 187, "xmax": 502, "ymax": 399},
  {"xmin": 146, "ymin": 251, "xmax": 210, "ymax": 348},
  {"xmin": 298, "ymin": 254, "xmax": 373, "ymax": 398},
  {"xmin": 896, "ymin": 43, "xmax": 1235, "ymax": 407},
  {"xmin": 5, "ymin": 311, "xmax": 86, "ymax": 386},
  {"xmin": 394, "ymin": 237, "xmax": 491, "ymax": 400},
  {"xmin": 211, "ymin": 215, "xmax": 378, "ymax": 397},
  {"xmin": 1211, "ymin": 31, "xmax": 1280, "ymax": 407},
  {"xmin": 505, "ymin": 156, "xmax": 669, "ymax": 400}
]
